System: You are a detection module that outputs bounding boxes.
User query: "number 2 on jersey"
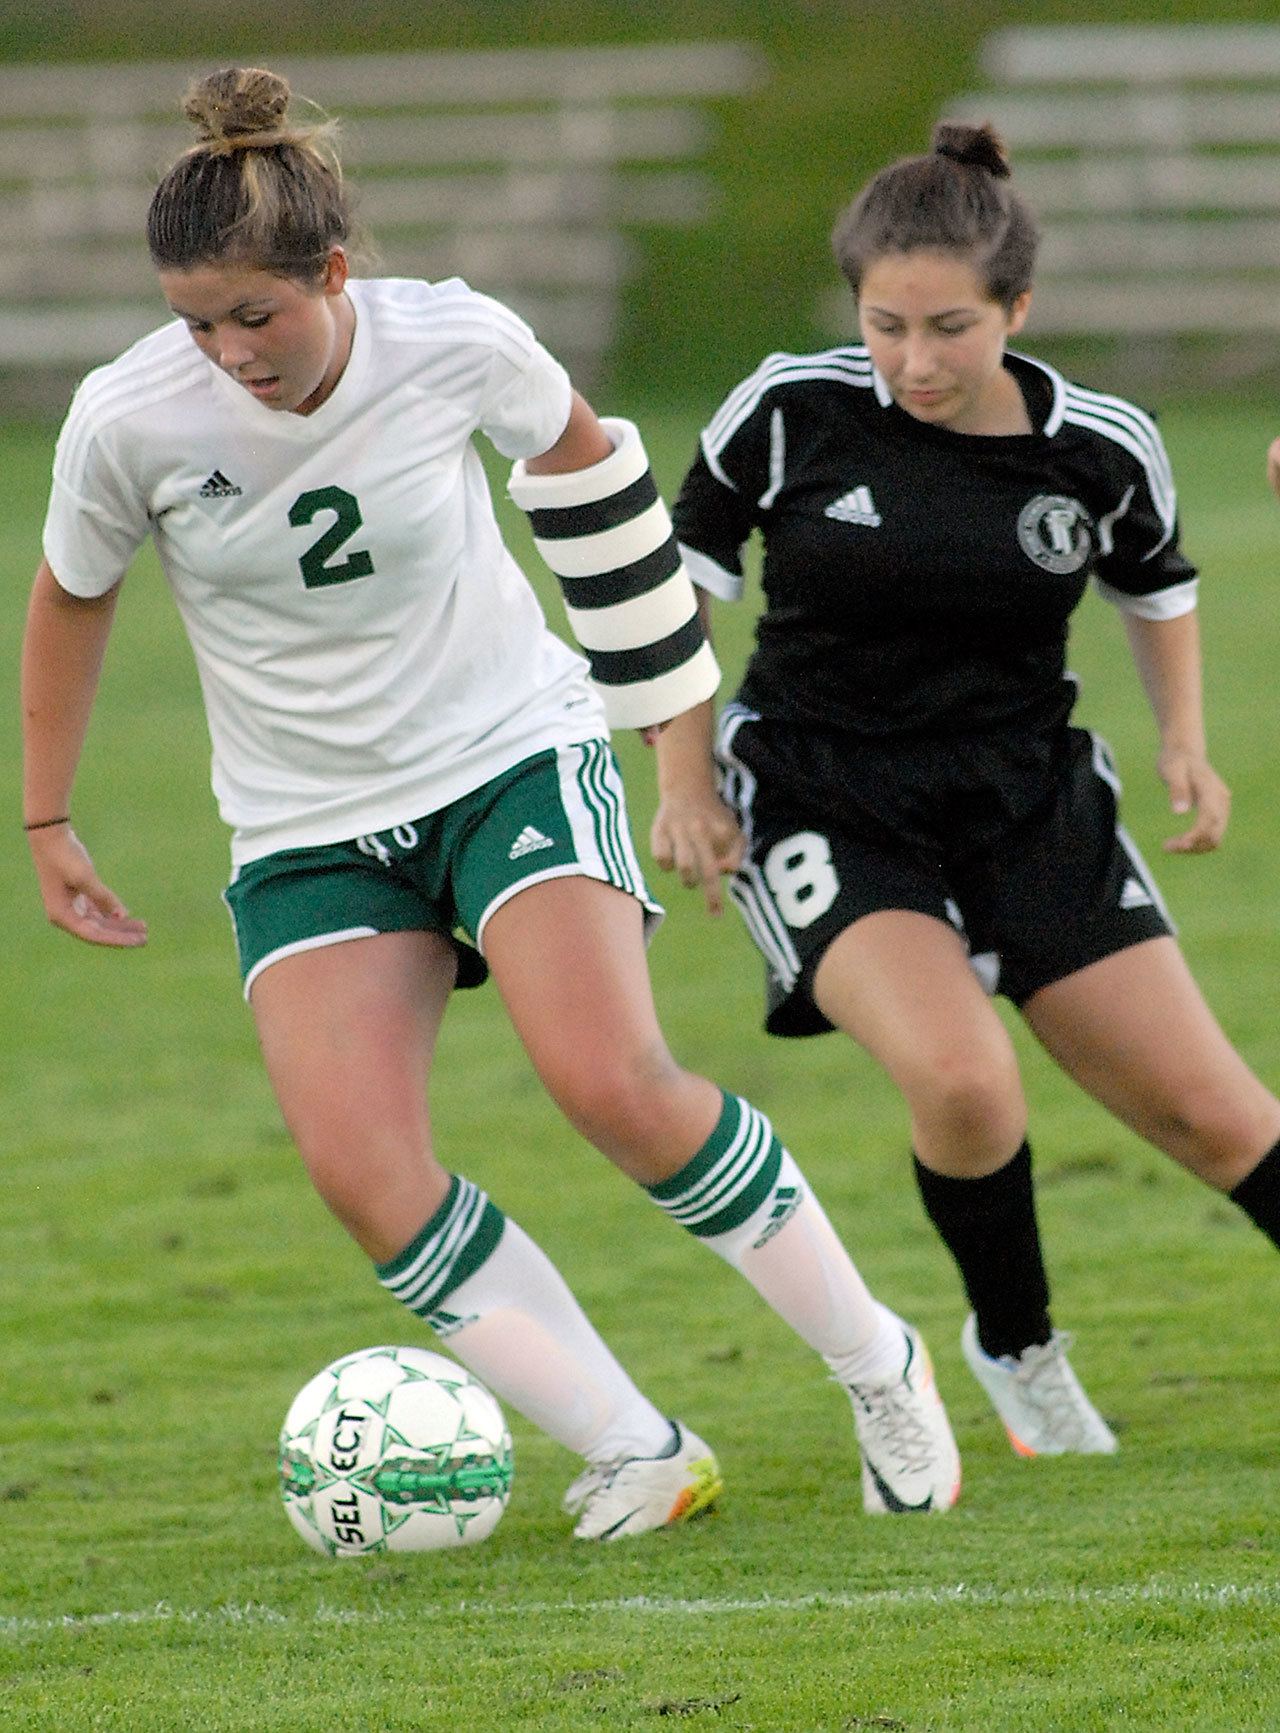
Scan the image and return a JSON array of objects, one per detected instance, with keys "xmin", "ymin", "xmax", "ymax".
[{"xmin": 289, "ymin": 486, "xmax": 375, "ymax": 588}]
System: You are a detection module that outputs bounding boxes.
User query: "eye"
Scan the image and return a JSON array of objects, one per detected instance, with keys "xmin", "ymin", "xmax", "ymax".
[
  {"xmin": 240, "ymin": 313, "xmax": 271, "ymax": 329},
  {"xmin": 935, "ymin": 322, "xmax": 973, "ymax": 337}
]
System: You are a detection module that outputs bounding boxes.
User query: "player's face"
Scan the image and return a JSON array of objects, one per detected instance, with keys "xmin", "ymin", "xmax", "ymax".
[
  {"xmin": 158, "ymin": 249, "xmax": 354, "ymax": 416},
  {"xmin": 858, "ymin": 251, "xmax": 1031, "ymax": 435}
]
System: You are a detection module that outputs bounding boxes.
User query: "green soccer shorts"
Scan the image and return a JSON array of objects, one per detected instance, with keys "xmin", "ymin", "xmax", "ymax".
[{"xmin": 224, "ymin": 739, "xmax": 664, "ymax": 998}]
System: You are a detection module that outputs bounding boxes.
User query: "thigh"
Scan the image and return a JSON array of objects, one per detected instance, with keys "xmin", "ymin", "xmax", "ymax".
[
  {"xmin": 483, "ymin": 874, "xmax": 721, "ymax": 1178},
  {"xmin": 812, "ymin": 908, "xmax": 1027, "ymax": 1169},
  {"xmin": 251, "ymin": 928, "xmax": 459, "ymax": 1259},
  {"xmin": 1023, "ymin": 936, "xmax": 1280, "ymax": 1185}
]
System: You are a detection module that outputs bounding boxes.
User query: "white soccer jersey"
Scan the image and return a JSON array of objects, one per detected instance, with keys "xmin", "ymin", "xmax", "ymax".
[{"xmin": 44, "ymin": 277, "xmax": 606, "ymax": 863}]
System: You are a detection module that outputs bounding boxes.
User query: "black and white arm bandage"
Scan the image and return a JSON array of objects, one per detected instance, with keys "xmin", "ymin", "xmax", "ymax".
[{"xmin": 508, "ymin": 417, "xmax": 720, "ymax": 729}]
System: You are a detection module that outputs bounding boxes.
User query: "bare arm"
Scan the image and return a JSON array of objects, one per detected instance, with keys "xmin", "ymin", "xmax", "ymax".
[
  {"xmin": 524, "ymin": 390, "xmax": 614, "ymax": 475},
  {"xmin": 21, "ymin": 559, "xmax": 147, "ymax": 945},
  {"xmin": 1122, "ymin": 608, "xmax": 1229, "ymax": 854},
  {"xmin": 1267, "ymin": 437, "xmax": 1280, "ymax": 499}
]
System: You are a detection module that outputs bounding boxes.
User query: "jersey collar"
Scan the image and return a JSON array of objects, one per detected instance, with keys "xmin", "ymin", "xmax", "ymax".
[{"xmin": 870, "ymin": 348, "xmax": 1067, "ymax": 439}]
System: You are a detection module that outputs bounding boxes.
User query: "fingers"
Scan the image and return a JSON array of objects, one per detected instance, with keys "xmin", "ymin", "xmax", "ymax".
[
  {"xmin": 649, "ymin": 804, "xmax": 745, "ymax": 915},
  {"xmin": 1161, "ymin": 766, "xmax": 1230, "ymax": 854},
  {"xmin": 57, "ymin": 883, "xmax": 149, "ymax": 946}
]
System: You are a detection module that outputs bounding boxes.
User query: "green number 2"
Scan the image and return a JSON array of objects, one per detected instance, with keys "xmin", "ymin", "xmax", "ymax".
[{"xmin": 289, "ymin": 486, "xmax": 375, "ymax": 589}]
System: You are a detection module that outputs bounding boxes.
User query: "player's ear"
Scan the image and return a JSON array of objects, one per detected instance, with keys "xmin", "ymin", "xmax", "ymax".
[
  {"xmin": 1006, "ymin": 289, "xmax": 1032, "ymax": 337},
  {"xmin": 321, "ymin": 246, "xmax": 349, "ymax": 297}
]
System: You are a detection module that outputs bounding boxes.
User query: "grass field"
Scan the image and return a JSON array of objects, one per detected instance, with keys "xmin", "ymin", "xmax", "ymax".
[{"xmin": 4, "ymin": 392, "xmax": 1280, "ymax": 1731}]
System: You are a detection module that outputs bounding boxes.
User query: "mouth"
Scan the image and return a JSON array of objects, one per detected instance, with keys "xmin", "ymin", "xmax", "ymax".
[{"xmin": 241, "ymin": 375, "xmax": 281, "ymax": 400}]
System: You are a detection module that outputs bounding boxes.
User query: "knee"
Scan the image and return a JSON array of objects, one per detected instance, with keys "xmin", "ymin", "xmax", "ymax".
[
  {"xmin": 903, "ymin": 1043, "xmax": 1026, "ymax": 1152},
  {"xmin": 1151, "ymin": 1082, "xmax": 1280, "ymax": 1189},
  {"xmin": 542, "ymin": 1039, "xmax": 694, "ymax": 1163}
]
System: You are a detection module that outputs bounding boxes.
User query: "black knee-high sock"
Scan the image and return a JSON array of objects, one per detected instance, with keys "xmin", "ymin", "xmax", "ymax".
[
  {"xmin": 912, "ymin": 1141, "xmax": 1051, "ymax": 1360},
  {"xmin": 1230, "ymin": 1138, "xmax": 1280, "ymax": 1247}
]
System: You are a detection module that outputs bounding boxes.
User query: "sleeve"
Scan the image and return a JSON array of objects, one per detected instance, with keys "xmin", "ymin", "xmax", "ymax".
[
  {"xmin": 42, "ymin": 392, "xmax": 151, "ymax": 597},
  {"xmin": 470, "ymin": 292, "xmax": 573, "ymax": 461},
  {"xmin": 670, "ymin": 364, "xmax": 776, "ymax": 602},
  {"xmin": 1089, "ymin": 411, "xmax": 1199, "ymax": 622}
]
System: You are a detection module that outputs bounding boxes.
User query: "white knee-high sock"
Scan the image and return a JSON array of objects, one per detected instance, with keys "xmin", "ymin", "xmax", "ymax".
[
  {"xmin": 646, "ymin": 1092, "xmax": 906, "ymax": 1384},
  {"xmin": 377, "ymin": 1176, "xmax": 671, "ymax": 1465}
]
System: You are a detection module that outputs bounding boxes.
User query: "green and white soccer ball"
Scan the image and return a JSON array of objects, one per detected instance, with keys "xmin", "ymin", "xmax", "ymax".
[{"xmin": 278, "ymin": 1344, "xmax": 513, "ymax": 1556}]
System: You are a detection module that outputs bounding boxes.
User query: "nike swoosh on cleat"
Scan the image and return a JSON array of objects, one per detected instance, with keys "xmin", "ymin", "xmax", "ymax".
[
  {"xmin": 601, "ymin": 1508, "xmax": 646, "ymax": 1539},
  {"xmin": 865, "ymin": 1459, "xmax": 936, "ymax": 1514}
]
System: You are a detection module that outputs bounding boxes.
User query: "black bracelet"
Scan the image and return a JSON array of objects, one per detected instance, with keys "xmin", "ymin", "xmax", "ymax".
[{"xmin": 23, "ymin": 815, "xmax": 70, "ymax": 832}]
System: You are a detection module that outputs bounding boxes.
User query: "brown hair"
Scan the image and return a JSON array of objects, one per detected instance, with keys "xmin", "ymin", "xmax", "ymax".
[
  {"xmin": 831, "ymin": 120, "xmax": 1039, "ymax": 310},
  {"xmin": 147, "ymin": 67, "xmax": 354, "ymax": 282}
]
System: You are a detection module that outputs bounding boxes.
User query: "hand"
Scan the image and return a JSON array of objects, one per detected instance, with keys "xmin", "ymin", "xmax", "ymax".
[
  {"xmin": 27, "ymin": 825, "xmax": 148, "ymax": 946},
  {"xmin": 1157, "ymin": 747, "xmax": 1230, "ymax": 853},
  {"xmin": 650, "ymin": 790, "xmax": 746, "ymax": 915},
  {"xmin": 1268, "ymin": 437, "xmax": 1280, "ymax": 500}
]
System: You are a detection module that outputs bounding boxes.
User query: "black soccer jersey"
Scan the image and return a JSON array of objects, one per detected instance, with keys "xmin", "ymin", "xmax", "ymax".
[{"xmin": 672, "ymin": 346, "xmax": 1197, "ymax": 740}]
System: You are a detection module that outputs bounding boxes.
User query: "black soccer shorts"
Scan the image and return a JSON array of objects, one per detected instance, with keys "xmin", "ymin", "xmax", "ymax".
[{"xmin": 715, "ymin": 705, "xmax": 1173, "ymax": 1037}]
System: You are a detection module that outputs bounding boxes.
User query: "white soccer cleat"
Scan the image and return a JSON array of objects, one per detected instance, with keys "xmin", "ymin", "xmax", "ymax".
[
  {"xmin": 961, "ymin": 1313, "xmax": 1118, "ymax": 1457},
  {"xmin": 846, "ymin": 1324, "xmax": 962, "ymax": 1514},
  {"xmin": 562, "ymin": 1421, "xmax": 723, "ymax": 1541}
]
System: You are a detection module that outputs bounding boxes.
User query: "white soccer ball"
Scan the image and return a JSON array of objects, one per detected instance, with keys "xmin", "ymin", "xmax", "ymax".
[{"xmin": 278, "ymin": 1344, "xmax": 513, "ymax": 1556}]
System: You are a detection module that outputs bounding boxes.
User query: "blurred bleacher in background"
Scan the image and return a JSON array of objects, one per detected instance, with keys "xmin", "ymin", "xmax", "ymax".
[
  {"xmin": 823, "ymin": 21, "xmax": 1280, "ymax": 393},
  {"xmin": 0, "ymin": 42, "xmax": 763, "ymax": 412},
  {"xmin": 5, "ymin": 13, "xmax": 1280, "ymax": 413}
]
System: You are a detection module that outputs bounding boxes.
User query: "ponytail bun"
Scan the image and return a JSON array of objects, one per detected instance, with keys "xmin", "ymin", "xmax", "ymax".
[
  {"xmin": 932, "ymin": 120, "xmax": 1011, "ymax": 180},
  {"xmin": 183, "ymin": 67, "xmax": 293, "ymax": 154}
]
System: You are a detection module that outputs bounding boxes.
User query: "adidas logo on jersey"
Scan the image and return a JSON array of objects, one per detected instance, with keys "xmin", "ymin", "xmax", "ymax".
[
  {"xmin": 1120, "ymin": 876, "xmax": 1154, "ymax": 910},
  {"xmin": 198, "ymin": 469, "xmax": 243, "ymax": 498},
  {"xmin": 508, "ymin": 825, "xmax": 555, "ymax": 861},
  {"xmin": 824, "ymin": 484, "xmax": 881, "ymax": 527}
]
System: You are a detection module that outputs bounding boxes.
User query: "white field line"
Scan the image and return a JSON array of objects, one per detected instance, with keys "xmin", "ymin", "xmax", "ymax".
[{"xmin": 3, "ymin": 1581, "xmax": 1280, "ymax": 1637}]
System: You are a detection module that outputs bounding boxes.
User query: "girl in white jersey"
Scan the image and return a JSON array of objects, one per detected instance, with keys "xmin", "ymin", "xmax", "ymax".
[
  {"xmin": 21, "ymin": 67, "xmax": 963, "ymax": 1535},
  {"xmin": 656, "ymin": 122, "xmax": 1280, "ymax": 1460}
]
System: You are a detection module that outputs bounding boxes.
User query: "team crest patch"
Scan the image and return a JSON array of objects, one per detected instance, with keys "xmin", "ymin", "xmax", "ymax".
[{"xmin": 1016, "ymin": 494, "xmax": 1092, "ymax": 574}]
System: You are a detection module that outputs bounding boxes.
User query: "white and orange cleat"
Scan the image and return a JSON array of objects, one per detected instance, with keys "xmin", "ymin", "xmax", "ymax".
[{"xmin": 961, "ymin": 1313, "xmax": 1118, "ymax": 1456}]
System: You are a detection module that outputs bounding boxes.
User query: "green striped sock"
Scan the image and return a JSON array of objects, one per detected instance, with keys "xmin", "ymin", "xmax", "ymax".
[
  {"xmin": 648, "ymin": 1092, "xmax": 894, "ymax": 1373},
  {"xmin": 376, "ymin": 1175, "xmax": 505, "ymax": 1333},
  {"xmin": 646, "ymin": 1091, "xmax": 793, "ymax": 1243}
]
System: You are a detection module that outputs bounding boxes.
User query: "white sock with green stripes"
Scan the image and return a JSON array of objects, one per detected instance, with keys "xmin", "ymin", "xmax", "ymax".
[
  {"xmin": 377, "ymin": 1176, "xmax": 672, "ymax": 1465},
  {"xmin": 647, "ymin": 1093, "xmax": 906, "ymax": 1385}
]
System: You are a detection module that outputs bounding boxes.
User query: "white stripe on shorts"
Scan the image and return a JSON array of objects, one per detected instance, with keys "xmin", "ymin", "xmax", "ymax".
[
  {"xmin": 715, "ymin": 705, "xmax": 802, "ymax": 990},
  {"xmin": 472, "ymin": 741, "xmax": 662, "ymax": 952}
]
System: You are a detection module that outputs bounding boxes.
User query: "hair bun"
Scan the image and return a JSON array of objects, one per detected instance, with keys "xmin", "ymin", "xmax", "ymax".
[
  {"xmin": 932, "ymin": 120, "xmax": 1011, "ymax": 180},
  {"xmin": 184, "ymin": 67, "xmax": 291, "ymax": 149}
]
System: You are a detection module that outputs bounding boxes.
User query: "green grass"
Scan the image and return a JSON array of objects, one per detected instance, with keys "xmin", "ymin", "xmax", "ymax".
[{"xmin": 4, "ymin": 396, "xmax": 1280, "ymax": 1731}]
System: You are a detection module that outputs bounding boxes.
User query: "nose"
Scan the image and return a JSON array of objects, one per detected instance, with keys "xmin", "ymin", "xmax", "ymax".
[
  {"xmin": 900, "ymin": 331, "xmax": 938, "ymax": 380},
  {"xmin": 216, "ymin": 325, "xmax": 255, "ymax": 373}
]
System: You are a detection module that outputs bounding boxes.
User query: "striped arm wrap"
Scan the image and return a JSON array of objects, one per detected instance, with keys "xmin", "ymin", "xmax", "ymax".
[
  {"xmin": 646, "ymin": 1092, "xmax": 784, "ymax": 1239},
  {"xmin": 375, "ymin": 1176, "xmax": 505, "ymax": 1322},
  {"xmin": 508, "ymin": 417, "xmax": 720, "ymax": 729}
]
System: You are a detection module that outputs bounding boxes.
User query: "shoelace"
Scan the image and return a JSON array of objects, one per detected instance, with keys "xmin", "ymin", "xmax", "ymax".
[
  {"xmin": 847, "ymin": 1375, "xmax": 937, "ymax": 1472},
  {"xmin": 1008, "ymin": 1332, "xmax": 1094, "ymax": 1445},
  {"xmin": 562, "ymin": 1460, "xmax": 620, "ymax": 1512}
]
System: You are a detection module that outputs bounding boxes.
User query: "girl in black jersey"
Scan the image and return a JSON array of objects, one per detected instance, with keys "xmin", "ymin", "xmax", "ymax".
[{"xmin": 653, "ymin": 121, "xmax": 1280, "ymax": 1458}]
